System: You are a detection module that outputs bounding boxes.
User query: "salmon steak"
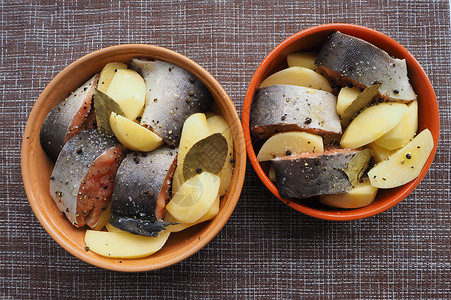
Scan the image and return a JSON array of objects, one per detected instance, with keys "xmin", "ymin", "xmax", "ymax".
[
  {"xmin": 132, "ymin": 58, "xmax": 213, "ymax": 146},
  {"xmin": 315, "ymin": 31, "xmax": 416, "ymax": 102},
  {"xmin": 50, "ymin": 129, "xmax": 125, "ymax": 228},
  {"xmin": 250, "ymin": 85, "xmax": 342, "ymax": 139},
  {"xmin": 109, "ymin": 146, "xmax": 178, "ymax": 237},
  {"xmin": 272, "ymin": 148, "xmax": 363, "ymax": 199},
  {"xmin": 40, "ymin": 74, "xmax": 99, "ymax": 160}
]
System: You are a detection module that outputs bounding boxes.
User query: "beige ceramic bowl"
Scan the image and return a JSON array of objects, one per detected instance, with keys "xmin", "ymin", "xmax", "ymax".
[{"xmin": 21, "ymin": 44, "xmax": 246, "ymax": 272}]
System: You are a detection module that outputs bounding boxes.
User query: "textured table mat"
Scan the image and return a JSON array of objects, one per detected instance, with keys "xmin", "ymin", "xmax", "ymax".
[{"xmin": 1, "ymin": 0, "xmax": 450, "ymax": 299}]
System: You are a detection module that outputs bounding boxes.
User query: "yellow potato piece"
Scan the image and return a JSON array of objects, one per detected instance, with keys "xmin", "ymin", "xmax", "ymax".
[
  {"xmin": 340, "ymin": 103, "xmax": 408, "ymax": 149},
  {"xmin": 171, "ymin": 166, "xmax": 185, "ymax": 195},
  {"xmin": 177, "ymin": 113, "xmax": 210, "ymax": 170},
  {"xmin": 320, "ymin": 178, "xmax": 378, "ymax": 209},
  {"xmin": 84, "ymin": 229, "xmax": 170, "ymax": 259},
  {"xmin": 368, "ymin": 143, "xmax": 396, "ymax": 163},
  {"xmin": 105, "ymin": 222, "xmax": 122, "ymax": 233},
  {"xmin": 268, "ymin": 164, "xmax": 276, "ymax": 182},
  {"xmin": 207, "ymin": 114, "xmax": 234, "ymax": 196},
  {"xmin": 368, "ymin": 129, "xmax": 434, "ymax": 189},
  {"xmin": 164, "ymin": 194, "xmax": 220, "ymax": 232},
  {"xmin": 374, "ymin": 100, "xmax": 418, "ymax": 150},
  {"xmin": 259, "ymin": 67, "xmax": 332, "ymax": 92},
  {"xmin": 110, "ymin": 112, "xmax": 163, "ymax": 151},
  {"xmin": 91, "ymin": 205, "xmax": 111, "ymax": 231},
  {"xmin": 336, "ymin": 86, "xmax": 361, "ymax": 116},
  {"xmin": 286, "ymin": 52, "xmax": 317, "ymax": 70},
  {"xmin": 106, "ymin": 69, "xmax": 146, "ymax": 120},
  {"xmin": 257, "ymin": 131, "xmax": 324, "ymax": 161},
  {"xmin": 97, "ymin": 62, "xmax": 128, "ymax": 93},
  {"xmin": 166, "ymin": 172, "xmax": 220, "ymax": 224}
]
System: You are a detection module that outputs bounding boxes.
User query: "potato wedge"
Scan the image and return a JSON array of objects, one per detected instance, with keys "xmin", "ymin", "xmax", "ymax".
[
  {"xmin": 164, "ymin": 194, "xmax": 220, "ymax": 232},
  {"xmin": 286, "ymin": 52, "xmax": 317, "ymax": 69},
  {"xmin": 368, "ymin": 129, "xmax": 434, "ymax": 188},
  {"xmin": 97, "ymin": 62, "xmax": 128, "ymax": 93},
  {"xmin": 106, "ymin": 69, "xmax": 146, "ymax": 120},
  {"xmin": 85, "ymin": 229, "xmax": 170, "ymax": 259},
  {"xmin": 374, "ymin": 100, "xmax": 418, "ymax": 150},
  {"xmin": 177, "ymin": 113, "xmax": 210, "ymax": 169},
  {"xmin": 207, "ymin": 115, "xmax": 234, "ymax": 196},
  {"xmin": 340, "ymin": 103, "xmax": 408, "ymax": 149},
  {"xmin": 336, "ymin": 86, "xmax": 361, "ymax": 116},
  {"xmin": 259, "ymin": 66, "xmax": 332, "ymax": 92},
  {"xmin": 166, "ymin": 172, "xmax": 220, "ymax": 224},
  {"xmin": 110, "ymin": 112, "xmax": 163, "ymax": 151},
  {"xmin": 257, "ymin": 131, "xmax": 324, "ymax": 161},
  {"xmin": 319, "ymin": 178, "xmax": 378, "ymax": 209},
  {"xmin": 91, "ymin": 205, "xmax": 111, "ymax": 231},
  {"xmin": 367, "ymin": 143, "xmax": 396, "ymax": 163}
]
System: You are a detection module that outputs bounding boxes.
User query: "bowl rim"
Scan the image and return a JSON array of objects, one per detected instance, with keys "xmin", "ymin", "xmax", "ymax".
[
  {"xmin": 242, "ymin": 23, "xmax": 440, "ymax": 221},
  {"xmin": 21, "ymin": 44, "xmax": 246, "ymax": 271}
]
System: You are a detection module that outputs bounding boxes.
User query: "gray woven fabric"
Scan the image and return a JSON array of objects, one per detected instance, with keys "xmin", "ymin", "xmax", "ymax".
[{"xmin": 1, "ymin": 0, "xmax": 450, "ymax": 299}]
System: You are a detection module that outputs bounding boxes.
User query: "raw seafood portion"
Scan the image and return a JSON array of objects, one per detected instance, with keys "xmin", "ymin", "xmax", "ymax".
[
  {"xmin": 315, "ymin": 31, "xmax": 416, "ymax": 102},
  {"xmin": 110, "ymin": 146, "xmax": 177, "ymax": 237},
  {"xmin": 132, "ymin": 58, "xmax": 213, "ymax": 146},
  {"xmin": 251, "ymin": 85, "xmax": 341, "ymax": 139},
  {"xmin": 40, "ymin": 74, "xmax": 99, "ymax": 160},
  {"xmin": 272, "ymin": 149, "xmax": 362, "ymax": 198},
  {"xmin": 50, "ymin": 129, "xmax": 125, "ymax": 228}
]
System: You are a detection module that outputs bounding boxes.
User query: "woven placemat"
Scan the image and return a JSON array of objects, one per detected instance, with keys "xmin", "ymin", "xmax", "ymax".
[{"xmin": 1, "ymin": 1, "xmax": 450, "ymax": 299}]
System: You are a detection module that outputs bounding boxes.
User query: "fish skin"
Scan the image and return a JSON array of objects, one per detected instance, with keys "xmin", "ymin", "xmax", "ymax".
[
  {"xmin": 315, "ymin": 32, "xmax": 416, "ymax": 102},
  {"xmin": 40, "ymin": 74, "xmax": 99, "ymax": 160},
  {"xmin": 272, "ymin": 149, "xmax": 359, "ymax": 198},
  {"xmin": 131, "ymin": 58, "xmax": 213, "ymax": 146},
  {"xmin": 250, "ymin": 85, "xmax": 341, "ymax": 139},
  {"xmin": 50, "ymin": 129, "xmax": 123, "ymax": 227},
  {"xmin": 110, "ymin": 146, "xmax": 178, "ymax": 237}
]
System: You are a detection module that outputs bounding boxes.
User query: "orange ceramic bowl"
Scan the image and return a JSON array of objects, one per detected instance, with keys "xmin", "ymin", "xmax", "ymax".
[
  {"xmin": 22, "ymin": 45, "xmax": 246, "ymax": 271},
  {"xmin": 242, "ymin": 24, "xmax": 439, "ymax": 221}
]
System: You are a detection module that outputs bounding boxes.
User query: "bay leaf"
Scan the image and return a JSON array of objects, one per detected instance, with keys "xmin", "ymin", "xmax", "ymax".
[
  {"xmin": 343, "ymin": 148, "xmax": 373, "ymax": 187},
  {"xmin": 93, "ymin": 89, "xmax": 125, "ymax": 135},
  {"xmin": 341, "ymin": 84, "xmax": 380, "ymax": 127},
  {"xmin": 183, "ymin": 133, "xmax": 228, "ymax": 180}
]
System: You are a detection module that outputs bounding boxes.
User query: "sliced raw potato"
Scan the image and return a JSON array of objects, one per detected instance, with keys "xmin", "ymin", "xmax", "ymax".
[
  {"xmin": 171, "ymin": 166, "xmax": 185, "ymax": 195},
  {"xmin": 340, "ymin": 103, "xmax": 408, "ymax": 149},
  {"xmin": 178, "ymin": 113, "xmax": 210, "ymax": 169},
  {"xmin": 91, "ymin": 205, "xmax": 111, "ymax": 231},
  {"xmin": 84, "ymin": 229, "xmax": 170, "ymax": 259},
  {"xmin": 368, "ymin": 129, "xmax": 434, "ymax": 188},
  {"xmin": 336, "ymin": 86, "xmax": 361, "ymax": 116},
  {"xmin": 164, "ymin": 194, "xmax": 220, "ymax": 232},
  {"xmin": 286, "ymin": 51, "xmax": 317, "ymax": 69},
  {"xmin": 259, "ymin": 66, "xmax": 332, "ymax": 92},
  {"xmin": 110, "ymin": 112, "xmax": 163, "ymax": 151},
  {"xmin": 340, "ymin": 84, "xmax": 380, "ymax": 127},
  {"xmin": 106, "ymin": 69, "xmax": 146, "ymax": 120},
  {"xmin": 257, "ymin": 131, "xmax": 324, "ymax": 161},
  {"xmin": 97, "ymin": 62, "xmax": 128, "ymax": 93},
  {"xmin": 374, "ymin": 100, "xmax": 418, "ymax": 150},
  {"xmin": 207, "ymin": 115, "xmax": 234, "ymax": 196},
  {"xmin": 268, "ymin": 164, "xmax": 276, "ymax": 182},
  {"xmin": 105, "ymin": 222, "xmax": 122, "ymax": 233},
  {"xmin": 368, "ymin": 143, "xmax": 396, "ymax": 163},
  {"xmin": 166, "ymin": 172, "xmax": 220, "ymax": 224},
  {"xmin": 320, "ymin": 178, "xmax": 378, "ymax": 209}
]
